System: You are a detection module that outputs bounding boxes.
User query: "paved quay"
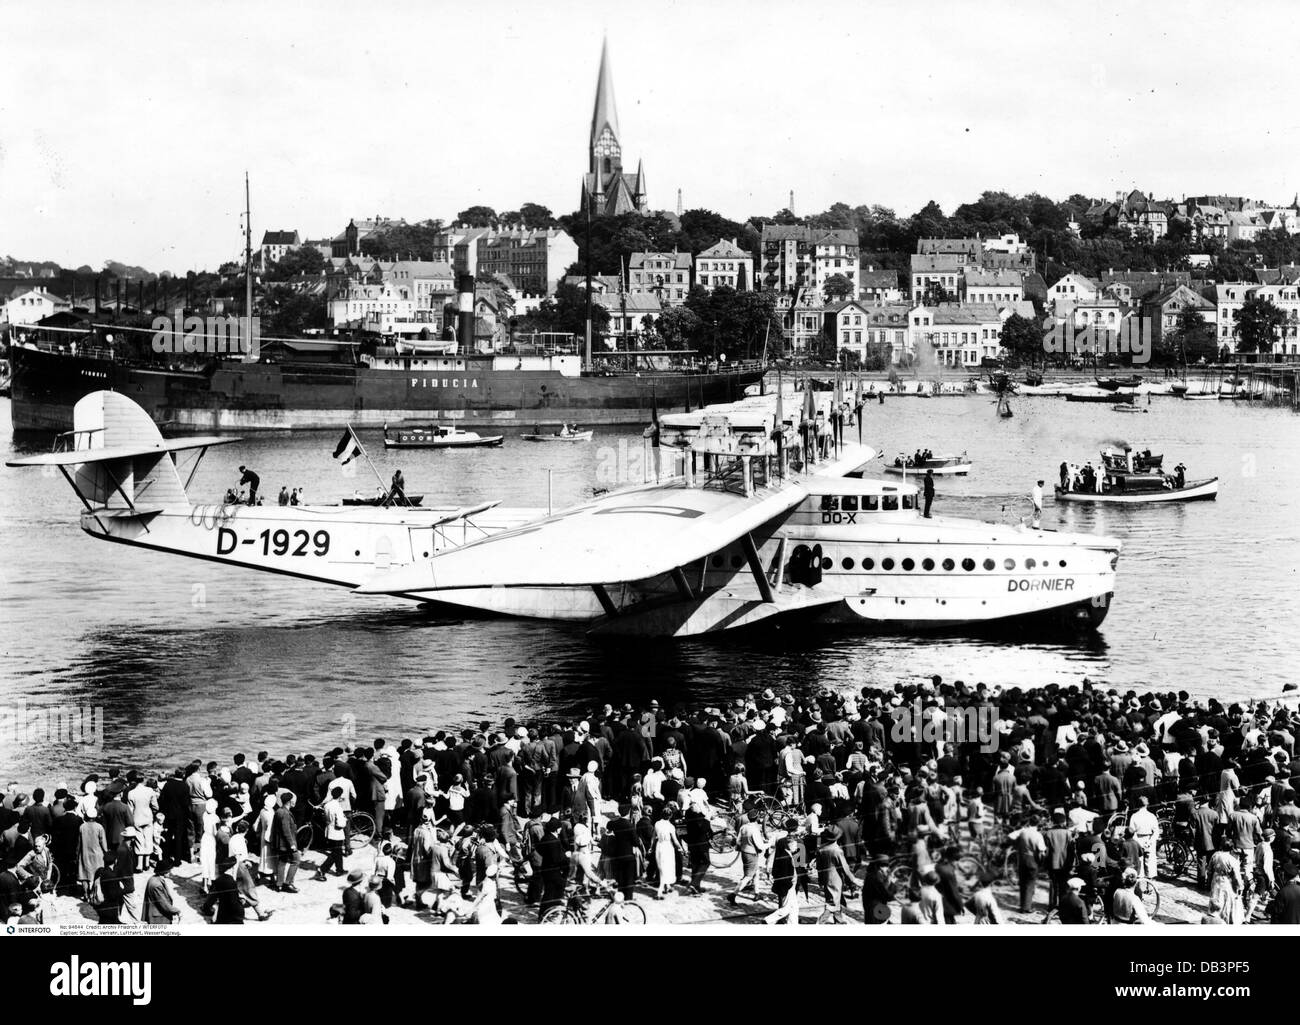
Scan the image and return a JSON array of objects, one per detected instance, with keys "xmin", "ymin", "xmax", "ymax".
[{"xmin": 40, "ymin": 833, "xmax": 1216, "ymax": 928}]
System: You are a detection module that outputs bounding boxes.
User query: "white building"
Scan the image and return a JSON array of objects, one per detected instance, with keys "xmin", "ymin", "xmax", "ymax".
[
  {"xmin": 1214, "ymin": 282, "xmax": 1300, "ymax": 355},
  {"xmin": 963, "ymin": 268, "xmax": 1024, "ymax": 305},
  {"xmin": 694, "ymin": 239, "xmax": 753, "ymax": 292},
  {"xmin": 759, "ymin": 225, "xmax": 860, "ymax": 300},
  {"xmin": 908, "ymin": 302, "xmax": 1008, "ymax": 368},
  {"xmin": 328, "ymin": 282, "xmax": 414, "ymax": 329},
  {"xmin": 1048, "ymin": 273, "xmax": 1099, "ymax": 315},
  {"xmin": 628, "ymin": 251, "xmax": 692, "ymax": 306},
  {"xmin": 3, "ymin": 286, "xmax": 70, "ymax": 327}
]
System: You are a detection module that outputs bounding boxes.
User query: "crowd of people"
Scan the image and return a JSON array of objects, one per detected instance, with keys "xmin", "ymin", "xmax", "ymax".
[{"xmin": 3, "ymin": 676, "xmax": 1299, "ymax": 927}]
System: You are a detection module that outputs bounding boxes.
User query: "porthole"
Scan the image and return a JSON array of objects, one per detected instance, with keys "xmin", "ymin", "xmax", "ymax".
[
  {"xmin": 901, "ymin": 558, "xmax": 914, "ymax": 571},
  {"xmin": 842, "ymin": 558, "xmax": 855, "ymax": 570},
  {"xmin": 942, "ymin": 558, "xmax": 955, "ymax": 571},
  {"xmin": 983, "ymin": 558, "xmax": 995, "ymax": 571},
  {"xmin": 821, "ymin": 557, "xmax": 833, "ymax": 571},
  {"xmin": 711, "ymin": 555, "xmax": 723, "ymax": 568},
  {"xmin": 354, "ymin": 550, "xmax": 361, "ymax": 556},
  {"xmin": 730, "ymin": 555, "xmax": 744, "ymax": 569},
  {"xmin": 1004, "ymin": 558, "xmax": 1016, "ymax": 571},
  {"xmin": 1026, "ymin": 557, "xmax": 1036, "ymax": 569},
  {"xmin": 962, "ymin": 558, "xmax": 975, "ymax": 572},
  {"xmin": 862, "ymin": 558, "xmax": 875, "ymax": 571},
  {"xmin": 882, "ymin": 558, "xmax": 895, "ymax": 571},
  {"xmin": 923, "ymin": 558, "xmax": 935, "ymax": 571},
  {"xmin": 1059, "ymin": 560, "xmax": 1067, "ymax": 568}
]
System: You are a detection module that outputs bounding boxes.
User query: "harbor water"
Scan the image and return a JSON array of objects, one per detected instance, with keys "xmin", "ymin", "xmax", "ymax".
[{"xmin": 2, "ymin": 391, "xmax": 1298, "ymax": 785}]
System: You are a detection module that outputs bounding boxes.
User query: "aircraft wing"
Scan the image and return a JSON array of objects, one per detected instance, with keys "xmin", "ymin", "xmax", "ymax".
[
  {"xmin": 6, "ymin": 437, "xmax": 239, "ymax": 467},
  {"xmin": 355, "ymin": 481, "xmax": 807, "ymax": 593}
]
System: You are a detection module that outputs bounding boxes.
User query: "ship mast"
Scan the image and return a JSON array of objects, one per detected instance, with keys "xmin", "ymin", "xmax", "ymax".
[{"xmin": 244, "ymin": 171, "xmax": 253, "ymax": 321}]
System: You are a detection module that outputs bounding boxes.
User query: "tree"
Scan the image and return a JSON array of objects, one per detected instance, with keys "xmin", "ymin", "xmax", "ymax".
[
  {"xmin": 654, "ymin": 306, "xmax": 701, "ymax": 349},
  {"xmin": 822, "ymin": 273, "xmax": 853, "ymax": 301},
  {"xmin": 920, "ymin": 280, "xmax": 953, "ymax": 307},
  {"xmin": 518, "ymin": 203, "xmax": 556, "ymax": 229},
  {"xmin": 525, "ymin": 283, "xmax": 609, "ymax": 344},
  {"xmin": 267, "ymin": 246, "xmax": 325, "ymax": 280},
  {"xmin": 456, "ymin": 206, "xmax": 497, "ymax": 227},
  {"xmin": 1167, "ymin": 307, "xmax": 1215, "ymax": 365},
  {"xmin": 358, "ymin": 220, "xmax": 446, "ymax": 260},
  {"xmin": 1233, "ymin": 296, "xmax": 1287, "ymax": 355},
  {"xmin": 260, "ymin": 284, "xmax": 326, "ymax": 336},
  {"xmin": 999, "ymin": 313, "xmax": 1041, "ymax": 367}
]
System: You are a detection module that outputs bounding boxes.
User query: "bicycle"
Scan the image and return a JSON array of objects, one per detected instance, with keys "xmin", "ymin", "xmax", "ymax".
[
  {"xmin": 296, "ymin": 806, "xmax": 377, "ymax": 851},
  {"xmin": 539, "ymin": 883, "xmax": 648, "ymax": 925}
]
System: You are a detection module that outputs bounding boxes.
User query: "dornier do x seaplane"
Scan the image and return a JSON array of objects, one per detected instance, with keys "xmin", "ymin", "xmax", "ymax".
[{"xmin": 9, "ymin": 390, "xmax": 1123, "ymax": 638}]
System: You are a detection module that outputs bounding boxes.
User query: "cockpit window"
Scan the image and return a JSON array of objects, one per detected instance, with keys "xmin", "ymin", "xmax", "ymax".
[
  {"xmin": 820, "ymin": 495, "xmax": 839, "ymax": 511},
  {"xmin": 902, "ymin": 495, "xmax": 916, "ymax": 510}
]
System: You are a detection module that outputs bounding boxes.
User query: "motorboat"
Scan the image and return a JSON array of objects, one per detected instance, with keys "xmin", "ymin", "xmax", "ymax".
[
  {"xmin": 1055, "ymin": 447, "xmax": 1215, "ymax": 504},
  {"xmin": 884, "ymin": 451, "xmax": 972, "ymax": 476},
  {"xmin": 383, "ymin": 422, "xmax": 504, "ymax": 449},
  {"xmin": 1067, "ymin": 389, "xmax": 1135, "ymax": 404},
  {"xmin": 521, "ymin": 424, "xmax": 594, "ymax": 442}
]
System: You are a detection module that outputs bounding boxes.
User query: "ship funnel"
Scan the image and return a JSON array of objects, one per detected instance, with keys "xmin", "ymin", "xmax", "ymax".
[{"xmin": 456, "ymin": 272, "xmax": 475, "ymax": 350}]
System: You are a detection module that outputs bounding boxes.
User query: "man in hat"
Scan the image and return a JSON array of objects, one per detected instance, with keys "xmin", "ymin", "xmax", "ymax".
[
  {"xmin": 1272, "ymin": 863, "xmax": 1300, "ymax": 924},
  {"xmin": 202, "ymin": 856, "xmax": 244, "ymax": 923},
  {"xmin": 764, "ymin": 827, "xmax": 805, "ymax": 926},
  {"xmin": 815, "ymin": 825, "xmax": 857, "ymax": 924},
  {"xmin": 340, "ymin": 868, "xmax": 367, "ymax": 924},
  {"xmin": 142, "ymin": 858, "xmax": 179, "ymax": 924}
]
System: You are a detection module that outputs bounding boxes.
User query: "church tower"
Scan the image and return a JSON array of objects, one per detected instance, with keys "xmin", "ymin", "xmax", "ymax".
[{"xmin": 581, "ymin": 38, "xmax": 648, "ymax": 217}]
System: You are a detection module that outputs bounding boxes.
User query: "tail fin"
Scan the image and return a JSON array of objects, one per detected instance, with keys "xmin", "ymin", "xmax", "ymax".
[{"xmin": 6, "ymin": 390, "xmax": 238, "ymax": 512}]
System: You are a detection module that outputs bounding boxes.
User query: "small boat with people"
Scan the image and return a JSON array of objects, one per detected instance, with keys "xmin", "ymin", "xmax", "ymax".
[
  {"xmin": 1095, "ymin": 374, "xmax": 1143, "ymax": 391},
  {"xmin": 520, "ymin": 423, "xmax": 594, "ymax": 442},
  {"xmin": 383, "ymin": 422, "xmax": 504, "ymax": 449},
  {"xmin": 1055, "ymin": 445, "xmax": 1217, "ymax": 504},
  {"xmin": 342, "ymin": 491, "xmax": 425, "ymax": 507},
  {"xmin": 884, "ymin": 449, "xmax": 972, "ymax": 476},
  {"xmin": 1067, "ymin": 389, "xmax": 1136, "ymax": 404}
]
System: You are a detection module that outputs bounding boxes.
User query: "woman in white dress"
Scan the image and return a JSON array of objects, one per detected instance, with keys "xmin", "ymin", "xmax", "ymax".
[
  {"xmin": 653, "ymin": 807, "xmax": 683, "ymax": 899},
  {"xmin": 198, "ymin": 798, "xmax": 219, "ymax": 893},
  {"xmin": 256, "ymin": 795, "xmax": 278, "ymax": 880},
  {"xmin": 469, "ymin": 864, "xmax": 502, "ymax": 925},
  {"xmin": 1207, "ymin": 842, "xmax": 1243, "ymax": 924}
]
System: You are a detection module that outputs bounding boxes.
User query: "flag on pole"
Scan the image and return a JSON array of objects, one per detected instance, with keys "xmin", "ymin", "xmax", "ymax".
[{"xmin": 332, "ymin": 427, "xmax": 363, "ymax": 466}]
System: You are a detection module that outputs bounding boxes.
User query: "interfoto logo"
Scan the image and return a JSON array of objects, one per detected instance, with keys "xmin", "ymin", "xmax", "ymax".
[
  {"xmin": 1042, "ymin": 317, "xmax": 1152, "ymax": 365},
  {"xmin": 150, "ymin": 307, "xmax": 260, "ymax": 361},
  {"xmin": 889, "ymin": 699, "xmax": 1000, "ymax": 754},
  {"xmin": 50, "ymin": 957, "xmax": 151, "ymax": 1006},
  {"xmin": 0, "ymin": 700, "xmax": 103, "ymax": 750}
]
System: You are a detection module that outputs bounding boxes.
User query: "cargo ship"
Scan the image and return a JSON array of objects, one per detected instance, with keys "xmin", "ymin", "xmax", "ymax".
[{"xmin": 8, "ymin": 337, "xmax": 761, "ymax": 432}]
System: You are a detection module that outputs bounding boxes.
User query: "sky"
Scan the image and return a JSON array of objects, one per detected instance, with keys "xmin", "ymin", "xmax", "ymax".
[{"xmin": 3, "ymin": 0, "xmax": 1299, "ymax": 274}]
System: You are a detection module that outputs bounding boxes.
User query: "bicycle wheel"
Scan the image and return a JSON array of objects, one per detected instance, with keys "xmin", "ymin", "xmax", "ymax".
[
  {"xmin": 539, "ymin": 905, "xmax": 579, "ymax": 924},
  {"xmin": 1157, "ymin": 838, "xmax": 1188, "ymax": 879},
  {"xmin": 47, "ymin": 863, "xmax": 60, "ymax": 891},
  {"xmin": 952, "ymin": 855, "xmax": 985, "ymax": 897},
  {"xmin": 604, "ymin": 899, "xmax": 648, "ymax": 925},
  {"xmin": 1001, "ymin": 848, "xmax": 1019, "ymax": 887},
  {"xmin": 296, "ymin": 824, "xmax": 314, "ymax": 851},
  {"xmin": 886, "ymin": 862, "xmax": 915, "ymax": 900},
  {"xmin": 1136, "ymin": 879, "xmax": 1160, "ymax": 918},
  {"xmin": 348, "ymin": 811, "xmax": 376, "ymax": 847},
  {"xmin": 709, "ymin": 821, "xmax": 740, "ymax": 867}
]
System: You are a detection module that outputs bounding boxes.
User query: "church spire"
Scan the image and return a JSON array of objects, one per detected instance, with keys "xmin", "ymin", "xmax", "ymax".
[{"xmin": 590, "ymin": 36, "xmax": 621, "ymax": 172}]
